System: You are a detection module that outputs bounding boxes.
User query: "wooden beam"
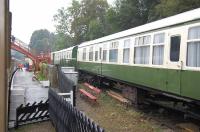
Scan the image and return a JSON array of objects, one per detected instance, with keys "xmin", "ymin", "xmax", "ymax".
[{"xmin": 0, "ymin": 0, "xmax": 9, "ymax": 131}]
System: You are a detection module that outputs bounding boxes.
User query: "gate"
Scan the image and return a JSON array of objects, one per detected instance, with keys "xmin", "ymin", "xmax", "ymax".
[{"xmin": 15, "ymin": 100, "xmax": 49, "ymax": 128}]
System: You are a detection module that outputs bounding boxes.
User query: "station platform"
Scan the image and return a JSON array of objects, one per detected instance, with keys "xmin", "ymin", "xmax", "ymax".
[{"xmin": 9, "ymin": 69, "xmax": 49, "ymax": 127}]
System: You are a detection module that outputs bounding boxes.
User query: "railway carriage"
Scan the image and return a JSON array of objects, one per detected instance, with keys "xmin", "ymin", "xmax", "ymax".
[
  {"xmin": 52, "ymin": 8, "xmax": 200, "ymax": 118},
  {"xmin": 51, "ymin": 46, "xmax": 78, "ymax": 65}
]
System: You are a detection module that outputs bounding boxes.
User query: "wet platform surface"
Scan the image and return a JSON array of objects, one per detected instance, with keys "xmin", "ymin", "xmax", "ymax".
[{"xmin": 12, "ymin": 69, "xmax": 48, "ymax": 103}]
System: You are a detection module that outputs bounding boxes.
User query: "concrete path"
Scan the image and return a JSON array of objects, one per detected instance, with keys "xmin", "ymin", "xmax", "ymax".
[
  {"xmin": 9, "ymin": 69, "xmax": 49, "ymax": 127},
  {"xmin": 13, "ymin": 69, "xmax": 48, "ymax": 103}
]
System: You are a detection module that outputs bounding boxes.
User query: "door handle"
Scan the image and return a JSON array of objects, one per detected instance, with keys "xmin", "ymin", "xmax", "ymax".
[{"xmin": 180, "ymin": 61, "xmax": 183, "ymax": 70}]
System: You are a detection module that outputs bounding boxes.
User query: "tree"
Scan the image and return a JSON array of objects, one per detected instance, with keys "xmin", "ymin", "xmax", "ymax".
[
  {"xmin": 53, "ymin": 0, "xmax": 200, "ymax": 49},
  {"xmin": 53, "ymin": 0, "xmax": 109, "ymax": 44},
  {"xmin": 53, "ymin": 33, "xmax": 73, "ymax": 51},
  {"xmin": 148, "ymin": 0, "xmax": 200, "ymax": 21},
  {"xmin": 53, "ymin": 7, "xmax": 70, "ymax": 35},
  {"xmin": 80, "ymin": 0, "xmax": 109, "ymax": 40},
  {"xmin": 106, "ymin": 0, "xmax": 159, "ymax": 31},
  {"xmin": 86, "ymin": 19, "xmax": 104, "ymax": 40},
  {"xmin": 29, "ymin": 29, "xmax": 54, "ymax": 55}
]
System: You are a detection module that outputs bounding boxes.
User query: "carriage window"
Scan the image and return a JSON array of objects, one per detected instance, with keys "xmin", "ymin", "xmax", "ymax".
[
  {"xmin": 187, "ymin": 26, "xmax": 200, "ymax": 67},
  {"xmin": 170, "ymin": 36, "xmax": 181, "ymax": 62},
  {"xmin": 89, "ymin": 47, "xmax": 93, "ymax": 61},
  {"xmin": 109, "ymin": 41, "xmax": 118, "ymax": 62},
  {"xmin": 152, "ymin": 33, "xmax": 165, "ymax": 65},
  {"xmin": 123, "ymin": 39, "xmax": 130, "ymax": 63},
  {"xmin": 102, "ymin": 44, "xmax": 107, "ymax": 61},
  {"xmin": 103, "ymin": 50, "xmax": 107, "ymax": 61},
  {"xmin": 99, "ymin": 48, "xmax": 102, "ymax": 60},
  {"xmin": 82, "ymin": 48, "xmax": 86, "ymax": 61},
  {"xmin": 134, "ymin": 35, "xmax": 151, "ymax": 64},
  {"xmin": 95, "ymin": 51, "xmax": 98, "ymax": 61}
]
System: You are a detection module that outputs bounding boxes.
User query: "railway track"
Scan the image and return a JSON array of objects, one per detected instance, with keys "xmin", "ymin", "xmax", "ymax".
[{"xmin": 138, "ymin": 102, "xmax": 200, "ymax": 132}]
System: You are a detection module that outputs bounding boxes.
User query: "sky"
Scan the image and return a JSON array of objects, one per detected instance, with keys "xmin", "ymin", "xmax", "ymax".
[{"xmin": 10, "ymin": 0, "xmax": 115, "ymax": 44}]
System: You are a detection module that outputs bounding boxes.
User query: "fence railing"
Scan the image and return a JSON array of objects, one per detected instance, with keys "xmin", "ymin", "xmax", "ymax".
[
  {"xmin": 15, "ymin": 100, "xmax": 49, "ymax": 128},
  {"xmin": 49, "ymin": 88, "xmax": 105, "ymax": 132}
]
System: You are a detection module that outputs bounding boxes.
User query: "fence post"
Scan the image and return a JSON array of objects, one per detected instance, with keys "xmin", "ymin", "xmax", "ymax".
[
  {"xmin": 73, "ymin": 86, "xmax": 76, "ymax": 107},
  {"xmin": 15, "ymin": 107, "xmax": 18, "ymax": 128}
]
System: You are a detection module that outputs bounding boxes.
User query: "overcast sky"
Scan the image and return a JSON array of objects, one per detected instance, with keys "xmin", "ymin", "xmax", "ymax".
[{"xmin": 10, "ymin": 0, "xmax": 115, "ymax": 44}]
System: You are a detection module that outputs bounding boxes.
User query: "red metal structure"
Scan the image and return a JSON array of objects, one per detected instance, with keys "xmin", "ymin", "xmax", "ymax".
[{"xmin": 11, "ymin": 38, "xmax": 51, "ymax": 71}]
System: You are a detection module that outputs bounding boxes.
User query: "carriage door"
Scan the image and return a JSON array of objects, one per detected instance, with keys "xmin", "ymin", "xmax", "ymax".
[{"xmin": 166, "ymin": 34, "xmax": 181, "ymax": 94}]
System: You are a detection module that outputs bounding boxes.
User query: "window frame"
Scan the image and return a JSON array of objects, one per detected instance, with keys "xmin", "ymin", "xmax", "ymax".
[
  {"xmin": 123, "ymin": 39, "xmax": 131, "ymax": 64},
  {"xmin": 134, "ymin": 35, "xmax": 151, "ymax": 64},
  {"xmin": 89, "ymin": 46, "xmax": 93, "ymax": 61},
  {"xmin": 102, "ymin": 44, "xmax": 107, "ymax": 62},
  {"xmin": 186, "ymin": 26, "xmax": 200, "ymax": 68},
  {"xmin": 109, "ymin": 41, "xmax": 119, "ymax": 63},
  {"xmin": 82, "ymin": 48, "xmax": 86, "ymax": 61},
  {"xmin": 152, "ymin": 33, "xmax": 165, "ymax": 65},
  {"xmin": 170, "ymin": 35, "xmax": 181, "ymax": 62}
]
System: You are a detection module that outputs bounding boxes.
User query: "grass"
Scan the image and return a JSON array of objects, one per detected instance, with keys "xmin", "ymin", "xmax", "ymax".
[{"xmin": 76, "ymin": 84, "xmax": 165, "ymax": 132}]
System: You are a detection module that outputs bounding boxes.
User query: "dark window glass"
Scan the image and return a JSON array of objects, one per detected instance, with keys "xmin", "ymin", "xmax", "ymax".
[{"xmin": 170, "ymin": 36, "xmax": 181, "ymax": 61}]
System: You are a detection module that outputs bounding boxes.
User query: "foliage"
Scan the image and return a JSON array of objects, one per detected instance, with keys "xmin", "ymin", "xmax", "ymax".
[
  {"xmin": 36, "ymin": 71, "xmax": 46, "ymax": 81},
  {"xmin": 29, "ymin": 29, "xmax": 55, "ymax": 55},
  {"xmin": 51, "ymin": 0, "xmax": 200, "ymax": 51},
  {"xmin": 53, "ymin": 0, "xmax": 109, "ymax": 45},
  {"xmin": 37, "ymin": 62, "xmax": 48, "ymax": 81},
  {"xmin": 148, "ymin": 0, "xmax": 200, "ymax": 21},
  {"xmin": 52, "ymin": 33, "xmax": 73, "ymax": 51},
  {"xmin": 106, "ymin": 0, "xmax": 159, "ymax": 32}
]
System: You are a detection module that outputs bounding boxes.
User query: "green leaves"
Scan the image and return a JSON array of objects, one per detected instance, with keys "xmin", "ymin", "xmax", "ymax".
[
  {"xmin": 52, "ymin": 0, "xmax": 200, "ymax": 51},
  {"xmin": 53, "ymin": 0, "xmax": 109, "ymax": 45},
  {"xmin": 29, "ymin": 29, "xmax": 53, "ymax": 55}
]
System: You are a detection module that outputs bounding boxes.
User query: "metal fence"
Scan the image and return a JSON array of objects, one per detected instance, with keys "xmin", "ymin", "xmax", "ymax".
[{"xmin": 49, "ymin": 88, "xmax": 105, "ymax": 132}]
